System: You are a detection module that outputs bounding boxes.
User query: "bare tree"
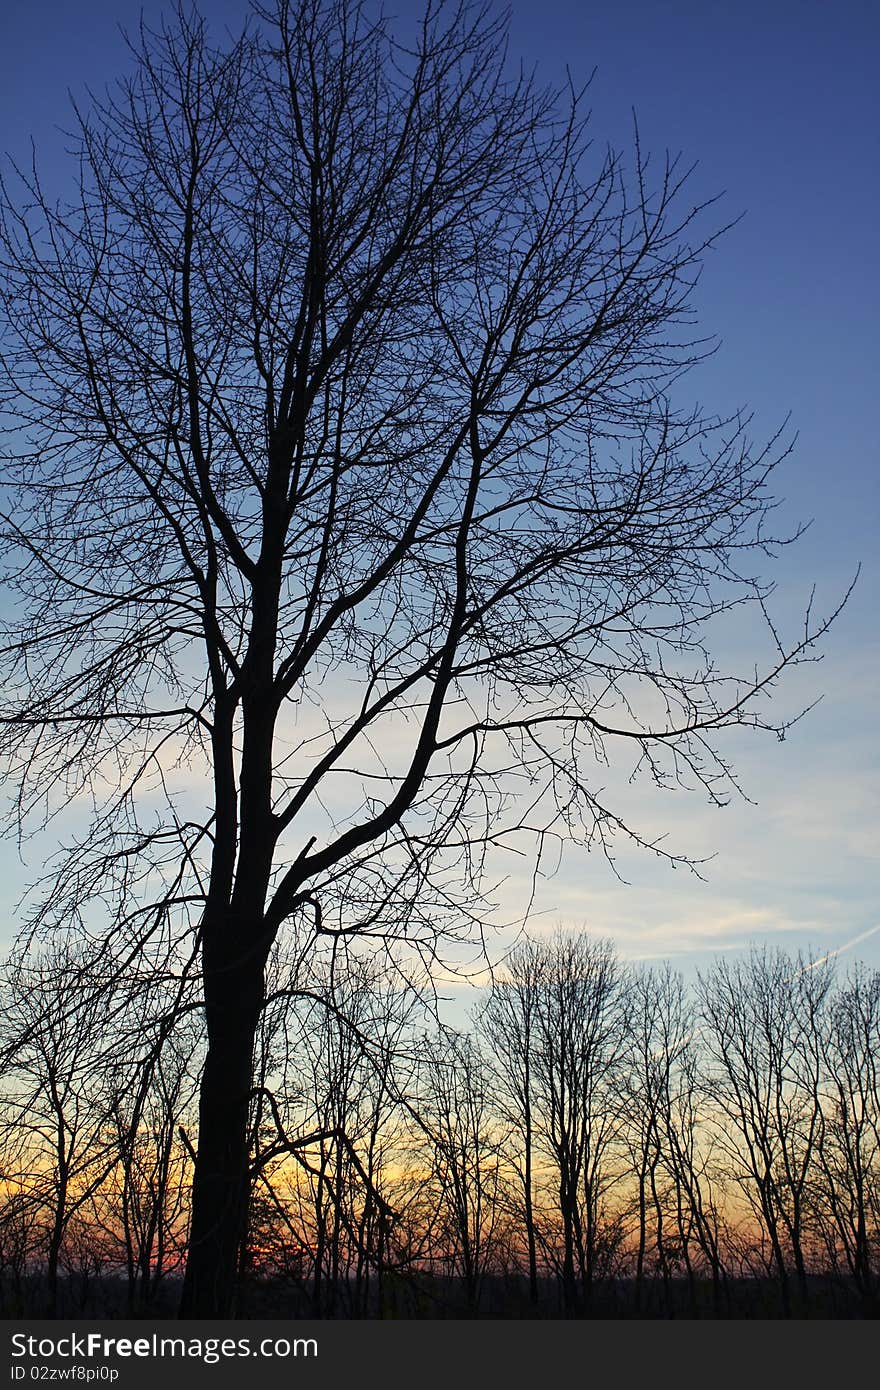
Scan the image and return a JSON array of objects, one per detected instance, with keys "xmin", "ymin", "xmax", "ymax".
[
  {"xmin": 815, "ymin": 964, "xmax": 880, "ymax": 1313},
  {"xmin": 0, "ymin": 1184, "xmax": 41, "ymax": 1316},
  {"xmin": 478, "ymin": 939, "xmax": 544, "ymax": 1304},
  {"xmin": 96, "ymin": 1021, "xmax": 200, "ymax": 1313},
  {"xmin": 623, "ymin": 963, "xmax": 682, "ymax": 1311},
  {"xmin": 0, "ymin": 946, "xmax": 117, "ymax": 1315},
  {"xmin": 528, "ymin": 933, "xmax": 628, "ymax": 1314},
  {"xmin": 658, "ymin": 1019, "xmax": 728, "ymax": 1313},
  {"xmin": 418, "ymin": 1030, "xmax": 504, "ymax": 1314},
  {"xmin": 623, "ymin": 963, "xmax": 726, "ymax": 1314},
  {"xmin": 0, "ymin": 0, "xmax": 845, "ymax": 1314},
  {"xmin": 698, "ymin": 948, "xmax": 833, "ymax": 1315},
  {"xmin": 242, "ymin": 940, "xmax": 422, "ymax": 1315}
]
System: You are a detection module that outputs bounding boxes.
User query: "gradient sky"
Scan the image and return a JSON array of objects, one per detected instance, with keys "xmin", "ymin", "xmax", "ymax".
[{"xmin": 1, "ymin": 0, "xmax": 877, "ymax": 985}]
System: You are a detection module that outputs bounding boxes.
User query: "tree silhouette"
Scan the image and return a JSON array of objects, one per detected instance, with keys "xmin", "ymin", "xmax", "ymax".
[
  {"xmin": 0, "ymin": 925, "xmax": 878, "ymax": 1315},
  {"xmin": 623, "ymin": 962, "xmax": 726, "ymax": 1314},
  {"xmin": 815, "ymin": 964, "xmax": 880, "ymax": 1314},
  {"xmin": 479, "ymin": 939, "xmax": 544, "ymax": 1304},
  {"xmin": 698, "ymin": 948, "xmax": 834, "ymax": 1316},
  {"xmin": 527, "ymin": 934, "xmax": 628, "ymax": 1314},
  {"xmin": 0, "ymin": 0, "xmax": 846, "ymax": 1315},
  {"xmin": 0, "ymin": 946, "xmax": 116, "ymax": 1316},
  {"xmin": 418, "ymin": 1030, "xmax": 505, "ymax": 1314}
]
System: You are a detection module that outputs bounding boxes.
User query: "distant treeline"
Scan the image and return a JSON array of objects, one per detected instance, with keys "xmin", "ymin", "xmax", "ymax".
[{"xmin": 1, "ymin": 932, "xmax": 877, "ymax": 1318}]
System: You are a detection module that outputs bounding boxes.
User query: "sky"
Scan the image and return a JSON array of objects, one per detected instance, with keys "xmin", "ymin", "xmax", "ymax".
[{"xmin": 0, "ymin": 0, "xmax": 877, "ymax": 988}]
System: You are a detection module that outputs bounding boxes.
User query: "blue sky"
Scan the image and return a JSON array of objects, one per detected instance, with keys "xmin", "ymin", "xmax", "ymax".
[{"xmin": 1, "ymin": 0, "xmax": 877, "ymax": 980}]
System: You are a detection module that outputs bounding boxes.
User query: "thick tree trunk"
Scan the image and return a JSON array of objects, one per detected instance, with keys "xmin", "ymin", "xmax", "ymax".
[{"xmin": 178, "ymin": 941, "xmax": 264, "ymax": 1317}]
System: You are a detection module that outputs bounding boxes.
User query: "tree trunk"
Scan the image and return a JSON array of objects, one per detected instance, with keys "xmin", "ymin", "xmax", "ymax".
[
  {"xmin": 46, "ymin": 1167, "xmax": 67, "ymax": 1318},
  {"xmin": 178, "ymin": 940, "xmax": 263, "ymax": 1317},
  {"xmin": 559, "ymin": 1169, "xmax": 580, "ymax": 1316},
  {"xmin": 523, "ymin": 1104, "xmax": 538, "ymax": 1307},
  {"xmin": 635, "ymin": 1160, "xmax": 648, "ymax": 1313}
]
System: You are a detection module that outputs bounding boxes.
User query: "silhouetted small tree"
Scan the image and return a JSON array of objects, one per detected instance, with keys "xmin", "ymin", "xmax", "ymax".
[
  {"xmin": 479, "ymin": 939, "xmax": 544, "ymax": 1304},
  {"xmin": 623, "ymin": 963, "xmax": 725, "ymax": 1315},
  {"xmin": 815, "ymin": 964, "xmax": 880, "ymax": 1313},
  {"xmin": 698, "ymin": 948, "xmax": 833, "ymax": 1316},
  {"xmin": 418, "ymin": 1031, "xmax": 505, "ymax": 1314},
  {"xmin": 527, "ymin": 934, "xmax": 627, "ymax": 1314},
  {"xmin": 0, "ymin": 946, "xmax": 116, "ymax": 1315}
]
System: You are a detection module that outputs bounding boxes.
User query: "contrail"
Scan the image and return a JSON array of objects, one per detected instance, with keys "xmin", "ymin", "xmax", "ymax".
[{"xmin": 799, "ymin": 922, "xmax": 880, "ymax": 973}]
